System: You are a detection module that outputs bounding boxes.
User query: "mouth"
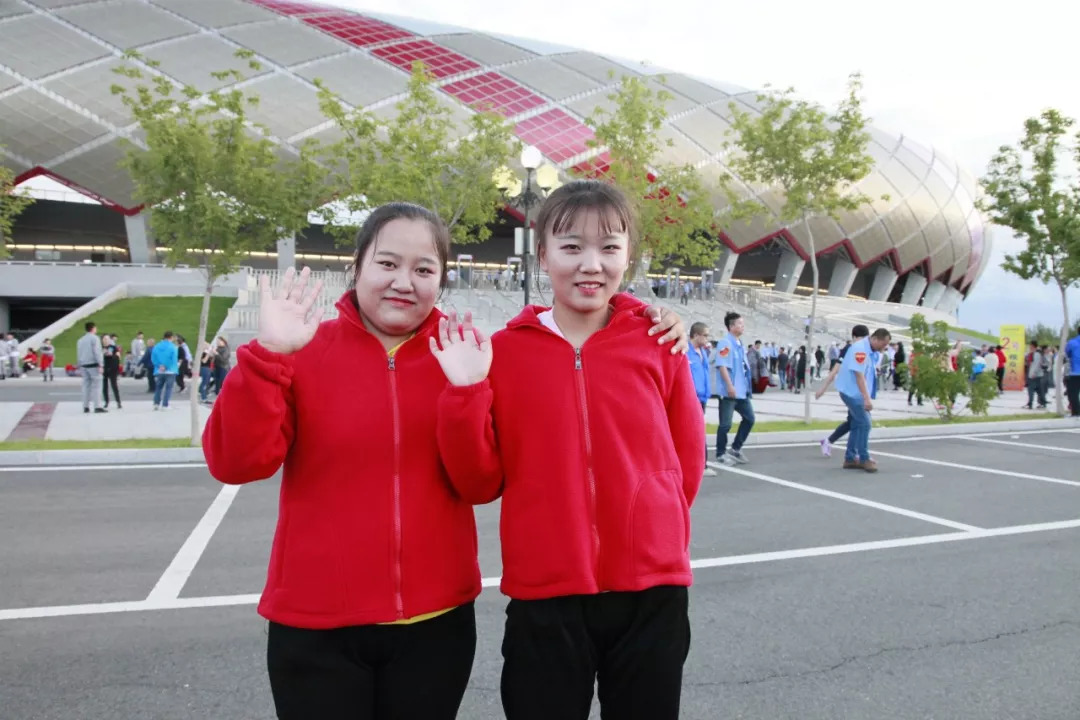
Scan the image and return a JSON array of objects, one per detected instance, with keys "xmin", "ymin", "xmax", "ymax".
[
  {"xmin": 384, "ymin": 297, "xmax": 416, "ymax": 308},
  {"xmin": 575, "ymin": 282, "xmax": 604, "ymax": 293}
]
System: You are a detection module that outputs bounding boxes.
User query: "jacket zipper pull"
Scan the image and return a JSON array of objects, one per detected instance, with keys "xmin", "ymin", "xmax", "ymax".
[
  {"xmin": 574, "ymin": 347, "xmax": 582, "ymax": 370},
  {"xmin": 388, "ymin": 356, "xmax": 396, "ymax": 370}
]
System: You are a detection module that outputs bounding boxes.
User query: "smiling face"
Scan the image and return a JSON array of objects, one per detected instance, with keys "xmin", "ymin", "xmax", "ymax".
[
  {"xmin": 353, "ymin": 218, "xmax": 443, "ymax": 341},
  {"xmin": 538, "ymin": 207, "xmax": 630, "ymax": 316}
]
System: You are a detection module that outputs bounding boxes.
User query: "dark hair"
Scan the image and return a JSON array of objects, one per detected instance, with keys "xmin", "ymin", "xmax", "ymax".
[
  {"xmin": 851, "ymin": 324, "xmax": 869, "ymax": 339},
  {"xmin": 754, "ymin": 340, "xmax": 762, "ymax": 346},
  {"xmin": 689, "ymin": 321, "xmax": 708, "ymax": 338},
  {"xmin": 534, "ymin": 180, "xmax": 637, "ymax": 257},
  {"xmin": 163, "ymin": 331, "xmax": 174, "ymax": 339},
  {"xmin": 724, "ymin": 311, "xmax": 741, "ymax": 330},
  {"xmin": 348, "ymin": 202, "xmax": 451, "ymax": 290},
  {"xmin": 871, "ymin": 328, "xmax": 892, "ymax": 341},
  {"xmin": 85, "ymin": 321, "xmax": 96, "ymax": 332}
]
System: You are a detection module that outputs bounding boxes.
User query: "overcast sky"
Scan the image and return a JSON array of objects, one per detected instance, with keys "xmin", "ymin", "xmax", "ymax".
[{"xmin": 325, "ymin": 0, "xmax": 1080, "ymax": 334}]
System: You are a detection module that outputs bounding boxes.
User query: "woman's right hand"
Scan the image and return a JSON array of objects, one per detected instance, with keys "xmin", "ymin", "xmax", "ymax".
[
  {"xmin": 257, "ymin": 267, "xmax": 325, "ymax": 355},
  {"xmin": 430, "ymin": 311, "xmax": 492, "ymax": 387}
]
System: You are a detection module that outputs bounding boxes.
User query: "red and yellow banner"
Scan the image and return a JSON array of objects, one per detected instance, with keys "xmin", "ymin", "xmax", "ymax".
[{"xmin": 1000, "ymin": 325, "xmax": 1026, "ymax": 391}]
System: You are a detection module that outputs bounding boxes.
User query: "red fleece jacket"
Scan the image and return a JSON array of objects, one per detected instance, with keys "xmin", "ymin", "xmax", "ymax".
[
  {"xmin": 202, "ymin": 293, "xmax": 482, "ymax": 629},
  {"xmin": 438, "ymin": 294, "xmax": 705, "ymax": 600}
]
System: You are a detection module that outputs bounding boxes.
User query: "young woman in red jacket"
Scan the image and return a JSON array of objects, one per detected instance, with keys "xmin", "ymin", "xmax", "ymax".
[
  {"xmin": 432, "ymin": 181, "xmax": 706, "ymax": 720},
  {"xmin": 202, "ymin": 201, "xmax": 688, "ymax": 720}
]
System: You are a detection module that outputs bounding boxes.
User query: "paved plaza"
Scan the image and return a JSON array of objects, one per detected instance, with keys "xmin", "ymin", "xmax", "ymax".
[
  {"xmin": 1, "ymin": 427, "xmax": 1079, "ymax": 719},
  {"xmin": 0, "ymin": 374, "xmax": 1063, "ymax": 443}
]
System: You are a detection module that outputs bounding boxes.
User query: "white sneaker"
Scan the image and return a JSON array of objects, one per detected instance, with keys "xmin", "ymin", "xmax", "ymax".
[
  {"xmin": 703, "ymin": 467, "xmax": 718, "ymax": 477},
  {"xmin": 718, "ymin": 454, "xmax": 737, "ymax": 467},
  {"xmin": 820, "ymin": 438, "xmax": 832, "ymax": 457},
  {"xmin": 153, "ymin": 405, "xmax": 159, "ymax": 411},
  {"xmin": 728, "ymin": 448, "xmax": 749, "ymax": 464}
]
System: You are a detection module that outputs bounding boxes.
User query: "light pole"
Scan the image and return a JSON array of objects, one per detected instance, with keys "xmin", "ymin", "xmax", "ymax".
[{"xmin": 494, "ymin": 145, "xmax": 560, "ymax": 306}]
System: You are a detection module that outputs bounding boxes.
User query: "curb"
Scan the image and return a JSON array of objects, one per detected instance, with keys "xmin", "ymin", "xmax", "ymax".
[
  {"xmin": 713, "ymin": 418, "xmax": 1073, "ymax": 448},
  {"xmin": 0, "ymin": 418, "xmax": 1073, "ymax": 467},
  {"xmin": 0, "ymin": 447, "xmax": 206, "ymax": 467}
]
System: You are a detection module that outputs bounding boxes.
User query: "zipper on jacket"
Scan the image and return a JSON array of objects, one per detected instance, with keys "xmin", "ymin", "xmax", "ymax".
[
  {"xmin": 574, "ymin": 347, "xmax": 601, "ymax": 581},
  {"xmin": 388, "ymin": 354, "xmax": 405, "ymax": 619}
]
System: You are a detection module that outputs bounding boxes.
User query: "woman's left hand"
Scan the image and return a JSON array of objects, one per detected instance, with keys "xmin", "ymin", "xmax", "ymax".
[{"xmin": 644, "ymin": 305, "xmax": 688, "ymax": 355}]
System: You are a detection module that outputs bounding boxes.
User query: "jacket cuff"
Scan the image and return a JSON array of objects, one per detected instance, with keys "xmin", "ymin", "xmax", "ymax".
[
  {"xmin": 240, "ymin": 341, "xmax": 295, "ymax": 386},
  {"xmin": 441, "ymin": 379, "xmax": 491, "ymax": 397}
]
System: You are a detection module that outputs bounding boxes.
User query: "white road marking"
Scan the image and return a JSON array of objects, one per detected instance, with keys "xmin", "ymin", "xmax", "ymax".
[
  {"xmin": 4, "ymin": 517, "xmax": 1080, "ymax": 623},
  {"xmin": 960, "ymin": 436, "xmax": 1080, "ymax": 454},
  {"xmin": 706, "ymin": 427, "xmax": 1079, "ymax": 451},
  {"xmin": 0, "ymin": 463, "xmax": 207, "ymax": 473},
  {"xmin": 707, "ymin": 462, "xmax": 981, "ymax": 532},
  {"xmin": 871, "ymin": 451, "xmax": 1080, "ymax": 488},
  {"xmin": 145, "ymin": 485, "xmax": 241, "ymax": 602}
]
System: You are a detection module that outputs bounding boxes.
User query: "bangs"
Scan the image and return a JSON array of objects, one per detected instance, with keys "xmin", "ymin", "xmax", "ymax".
[{"xmin": 535, "ymin": 180, "xmax": 638, "ymax": 249}]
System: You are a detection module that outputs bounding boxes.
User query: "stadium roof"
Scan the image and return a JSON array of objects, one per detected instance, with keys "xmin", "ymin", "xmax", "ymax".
[{"xmin": 0, "ymin": 0, "xmax": 990, "ymax": 291}]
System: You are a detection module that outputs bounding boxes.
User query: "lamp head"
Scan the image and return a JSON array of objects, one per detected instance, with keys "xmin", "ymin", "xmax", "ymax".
[{"xmin": 520, "ymin": 145, "xmax": 542, "ymax": 170}]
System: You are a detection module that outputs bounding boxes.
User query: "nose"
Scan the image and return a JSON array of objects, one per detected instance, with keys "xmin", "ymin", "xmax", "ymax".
[
  {"xmin": 578, "ymin": 248, "xmax": 602, "ymax": 273},
  {"xmin": 389, "ymin": 268, "xmax": 414, "ymax": 293}
]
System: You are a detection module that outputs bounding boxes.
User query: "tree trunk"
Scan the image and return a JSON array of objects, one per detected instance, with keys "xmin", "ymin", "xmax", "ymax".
[
  {"xmin": 1056, "ymin": 283, "xmax": 1070, "ymax": 416},
  {"xmin": 191, "ymin": 274, "xmax": 214, "ymax": 447},
  {"xmin": 804, "ymin": 213, "xmax": 817, "ymax": 424},
  {"xmin": 628, "ymin": 249, "xmax": 655, "ymax": 298}
]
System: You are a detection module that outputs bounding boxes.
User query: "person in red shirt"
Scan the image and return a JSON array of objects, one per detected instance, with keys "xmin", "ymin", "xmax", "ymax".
[
  {"xmin": 202, "ymin": 201, "xmax": 688, "ymax": 720},
  {"xmin": 432, "ymin": 181, "xmax": 705, "ymax": 720}
]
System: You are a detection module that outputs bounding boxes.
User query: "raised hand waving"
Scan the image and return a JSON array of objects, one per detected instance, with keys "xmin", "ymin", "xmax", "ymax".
[
  {"xmin": 257, "ymin": 267, "xmax": 325, "ymax": 355},
  {"xmin": 429, "ymin": 311, "xmax": 493, "ymax": 387}
]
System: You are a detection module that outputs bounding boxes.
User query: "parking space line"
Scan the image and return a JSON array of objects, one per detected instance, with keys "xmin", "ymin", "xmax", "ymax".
[
  {"xmin": 706, "ymin": 427, "xmax": 1080, "ymax": 451},
  {"xmin": 706, "ymin": 462, "xmax": 981, "ymax": 531},
  {"xmin": 5, "ymin": 517, "xmax": 1079, "ymax": 623},
  {"xmin": 960, "ymin": 437, "xmax": 1080, "ymax": 454},
  {"xmin": 146, "ymin": 485, "xmax": 241, "ymax": 602},
  {"xmin": 871, "ymin": 451, "xmax": 1080, "ymax": 488}
]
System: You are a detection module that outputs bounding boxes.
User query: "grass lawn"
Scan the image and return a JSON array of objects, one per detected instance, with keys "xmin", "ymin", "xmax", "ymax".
[
  {"xmin": 948, "ymin": 326, "xmax": 999, "ymax": 344},
  {"xmin": 42, "ymin": 296, "xmax": 235, "ymax": 366},
  {"xmin": 0, "ymin": 438, "xmax": 195, "ymax": 452},
  {"xmin": 705, "ymin": 412, "xmax": 1059, "ymax": 435}
]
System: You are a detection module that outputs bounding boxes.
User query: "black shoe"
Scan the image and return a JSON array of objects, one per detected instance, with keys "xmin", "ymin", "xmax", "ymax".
[
  {"xmin": 94, "ymin": 408, "xmax": 108, "ymax": 414},
  {"xmin": 84, "ymin": 407, "xmax": 89, "ymax": 413}
]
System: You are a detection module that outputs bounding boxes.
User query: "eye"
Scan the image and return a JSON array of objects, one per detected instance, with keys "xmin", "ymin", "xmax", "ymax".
[
  {"xmin": 604, "ymin": 244, "xmax": 622, "ymax": 252},
  {"xmin": 377, "ymin": 260, "xmax": 395, "ymax": 269},
  {"xmin": 560, "ymin": 244, "xmax": 580, "ymax": 252},
  {"xmin": 416, "ymin": 267, "xmax": 434, "ymax": 275}
]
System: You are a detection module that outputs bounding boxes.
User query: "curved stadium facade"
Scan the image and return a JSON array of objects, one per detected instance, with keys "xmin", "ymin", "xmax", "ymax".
[{"xmin": 0, "ymin": 0, "xmax": 989, "ymax": 313}]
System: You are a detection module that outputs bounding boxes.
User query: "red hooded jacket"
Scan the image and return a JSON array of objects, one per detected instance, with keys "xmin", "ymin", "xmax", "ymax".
[
  {"xmin": 437, "ymin": 294, "xmax": 705, "ymax": 601},
  {"xmin": 202, "ymin": 292, "xmax": 484, "ymax": 629}
]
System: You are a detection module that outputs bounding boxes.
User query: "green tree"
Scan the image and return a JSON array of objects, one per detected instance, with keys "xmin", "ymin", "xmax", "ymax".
[
  {"xmin": 724, "ymin": 73, "xmax": 882, "ymax": 422},
  {"xmin": 579, "ymin": 74, "xmax": 718, "ymax": 289},
  {"xmin": 980, "ymin": 109, "xmax": 1080, "ymax": 416},
  {"xmin": 112, "ymin": 51, "xmax": 323, "ymax": 445},
  {"xmin": 316, "ymin": 63, "xmax": 518, "ymax": 245},
  {"xmin": 0, "ymin": 149, "xmax": 34, "ymax": 260},
  {"xmin": 1026, "ymin": 322, "xmax": 1061, "ymax": 348},
  {"xmin": 909, "ymin": 314, "xmax": 998, "ymax": 420}
]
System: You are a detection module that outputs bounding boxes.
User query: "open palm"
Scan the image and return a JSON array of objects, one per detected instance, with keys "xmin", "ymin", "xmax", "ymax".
[
  {"xmin": 257, "ymin": 267, "xmax": 325, "ymax": 354},
  {"xmin": 429, "ymin": 311, "xmax": 492, "ymax": 387}
]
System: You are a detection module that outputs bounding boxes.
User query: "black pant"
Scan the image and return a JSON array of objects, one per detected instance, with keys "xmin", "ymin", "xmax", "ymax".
[
  {"xmin": 996, "ymin": 367, "xmax": 1005, "ymax": 392},
  {"xmin": 1066, "ymin": 375, "xmax": 1080, "ymax": 416},
  {"xmin": 501, "ymin": 586, "xmax": 690, "ymax": 720},
  {"xmin": 146, "ymin": 371, "xmax": 155, "ymax": 392},
  {"xmin": 267, "ymin": 602, "xmax": 476, "ymax": 720},
  {"xmin": 103, "ymin": 371, "xmax": 120, "ymax": 407},
  {"xmin": 176, "ymin": 360, "xmax": 188, "ymax": 390}
]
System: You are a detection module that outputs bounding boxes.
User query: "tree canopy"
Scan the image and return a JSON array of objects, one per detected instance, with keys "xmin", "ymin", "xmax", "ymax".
[{"xmin": 0, "ymin": 149, "xmax": 34, "ymax": 260}]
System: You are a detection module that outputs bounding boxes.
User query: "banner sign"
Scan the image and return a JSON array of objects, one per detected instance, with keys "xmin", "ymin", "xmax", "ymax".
[{"xmin": 999, "ymin": 325, "xmax": 1026, "ymax": 391}]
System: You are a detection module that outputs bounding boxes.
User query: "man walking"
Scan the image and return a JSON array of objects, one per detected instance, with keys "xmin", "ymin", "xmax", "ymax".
[
  {"xmin": 815, "ymin": 325, "xmax": 870, "ymax": 457},
  {"xmin": 76, "ymin": 321, "xmax": 106, "ymax": 414},
  {"xmin": 1025, "ymin": 342, "xmax": 1048, "ymax": 409},
  {"xmin": 1065, "ymin": 324, "xmax": 1080, "ymax": 418},
  {"xmin": 834, "ymin": 327, "xmax": 892, "ymax": 472},
  {"xmin": 152, "ymin": 331, "xmax": 179, "ymax": 411},
  {"xmin": 102, "ymin": 334, "xmax": 122, "ymax": 410},
  {"xmin": 714, "ymin": 311, "xmax": 755, "ymax": 467},
  {"xmin": 688, "ymin": 322, "xmax": 716, "ymax": 475}
]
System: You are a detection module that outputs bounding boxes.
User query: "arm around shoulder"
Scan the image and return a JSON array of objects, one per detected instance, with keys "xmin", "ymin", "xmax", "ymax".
[
  {"xmin": 436, "ymin": 379, "xmax": 504, "ymax": 504},
  {"xmin": 202, "ymin": 341, "xmax": 297, "ymax": 484}
]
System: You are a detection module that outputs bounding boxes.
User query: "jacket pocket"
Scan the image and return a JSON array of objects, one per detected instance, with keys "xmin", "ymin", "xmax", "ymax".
[{"xmin": 629, "ymin": 470, "xmax": 690, "ymax": 574}]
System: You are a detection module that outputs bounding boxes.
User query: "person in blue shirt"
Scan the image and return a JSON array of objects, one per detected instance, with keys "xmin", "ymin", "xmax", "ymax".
[
  {"xmin": 713, "ymin": 311, "xmax": 754, "ymax": 466},
  {"xmin": 688, "ymin": 322, "xmax": 716, "ymax": 475},
  {"xmin": 1065, "ymin": 323, "xmax": 1080, "ymax": 417},
  {"xmin": 150, "ymin": 330, "xmax": 180, "ymax": 410},
  {"xmin": 835, "ymin": 327, "xmax": 892, "ymax": 472},
  {"xmin": 815, "ymin": 324, "xmax": 869, "ymax": 457}
]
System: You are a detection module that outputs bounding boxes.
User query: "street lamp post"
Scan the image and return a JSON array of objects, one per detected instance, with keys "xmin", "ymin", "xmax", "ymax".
[{"xmin": 495, "ymin": 145, "xmax": 560, "ymax": 306}]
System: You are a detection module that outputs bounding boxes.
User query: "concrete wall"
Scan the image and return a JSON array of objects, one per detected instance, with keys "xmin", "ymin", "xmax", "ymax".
[{"xmin": 0, "ymin": 261, "xmax": 249, "ymax": 299}]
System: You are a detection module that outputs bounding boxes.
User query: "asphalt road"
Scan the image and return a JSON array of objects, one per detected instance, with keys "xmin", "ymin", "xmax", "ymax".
[{"xmin": 2, "ymin": 429, "xmax": 1079, "ymax": 719}]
